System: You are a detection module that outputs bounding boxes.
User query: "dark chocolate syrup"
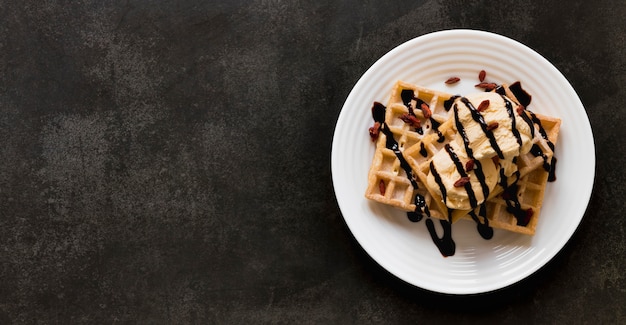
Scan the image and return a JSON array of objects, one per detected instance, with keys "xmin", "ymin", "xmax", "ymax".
[
  {"xmin": 402, "ymin": 90, "xmax": 446, "ymax": 140},
  {"xmin": 519, "ymin": 107, "xmax": 536, "ymax": 139},
  {"xmin": 443, "ymin": 95, "xmax": 460, "ymax": 111},
  {"xmin": 460, "ymin": 97, "xmax": 504, "ymax": 159},
  {"xmin": 548, "ymin": 157, "xmax": 557, "ymax": 182},
  {"xmin": 372, "ymin": 102, "xmax": 418, "ymax": 188},
  {"xmin": 528, "ymin": 111, "xmax": 557, "ymax": 181},
  {"xmin": 503, "ymin": 96, "xmax": 523, "ymax": 147},
  {"xmin": 415, "ymin": 97, "xmax": 426, "ymax": 111},
  {"xmin": 429, "ymin": 161, "xmax": 447, "ymax": 203},
  {"xmin": 430, "ymin": 117, "xmax": 442, "ymax": 129},
  {"xmin": 430, "ymin": 118, "xmax": 445, "ymax": 142},
  {"xmin": 530, "ymin": 144, "xmax": 551, "ymax": 172},
  {"xmin": 401, "ymin": 89, "xmax": 414, "ymax": 108},
  {"xmin": 529, "ymin": 111, "xmax": 555, "ymax": 151},
  {"xmin": 419, "ymin": 142, "xmax": 428, "ymax": 157},
  {"xmin": 426, "ymin": 216, "xmax": 455, "ymax": 257},
  {"xmin": 444, "ymin": 144, "xmax": 477, "ymax": 208},
  {"xmin": 416, "ymin": 98, "xmax": 435, "ymax": 137},
  {"xmin": 507, "ymin": 81, "xmax": 538, "ymax": 149},
  {"xmin": 427, "ymin": 161, "xmax": 458, "ymax": 256},
  {"xmin": 508, "ymin": 81, "xmax": 532, "ymax": 107},
  {"xmin": 453, "ymin": 104, "xmax": 490, "ymax": 204},
  {"xmin": 468, "ymin": 204, "xmax": 493, "ymax": 239},
  {"xmin": 400, "ymin": 90, "xmax": 424, "ymax": 135},
  {"xmin": 408, "ymin": 194, "xmax": 429, "ymax": 222},
  {"xmin": 372, "ymin": 101, "xmax": 386, "ymax": 122},
  {"xmin": 499, "ymin": 169, "xmax": 530, "ymax": 226}
]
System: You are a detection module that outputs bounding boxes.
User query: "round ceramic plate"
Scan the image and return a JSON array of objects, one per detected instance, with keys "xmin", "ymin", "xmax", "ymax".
[{"xmin": 331, "ymin": 29, "xmax": 595, "ymax": 294}]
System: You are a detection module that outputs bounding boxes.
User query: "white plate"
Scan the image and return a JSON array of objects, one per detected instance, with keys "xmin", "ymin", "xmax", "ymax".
[{"xmin": 331, "ymin": 29, "xmax": 595, "ymax": 294}]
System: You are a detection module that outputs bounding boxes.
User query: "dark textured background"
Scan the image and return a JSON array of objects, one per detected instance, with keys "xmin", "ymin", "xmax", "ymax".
[{"xmin": 0, "ymin": 0, "xmax": 623, "ymax": 323}]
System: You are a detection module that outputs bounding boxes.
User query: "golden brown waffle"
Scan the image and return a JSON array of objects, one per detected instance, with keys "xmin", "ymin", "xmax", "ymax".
[{"xmin": 365, "ymin": 81, "xmax": 453, "ymax": 212}]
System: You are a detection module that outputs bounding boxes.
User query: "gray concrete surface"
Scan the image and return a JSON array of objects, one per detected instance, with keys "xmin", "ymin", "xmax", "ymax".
[{"xmin": 0, "ymin": 0, "xmax": 623, "ymax": 323}]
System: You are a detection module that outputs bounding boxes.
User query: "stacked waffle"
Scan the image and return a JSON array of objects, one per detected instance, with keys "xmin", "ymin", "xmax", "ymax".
[
  {"xmin": 366, "ymin": 80, "xmax": 561, "ymax": 235},
  {"xmin": 365, "ymin": 81, "xmax": 454, "ymax": 220}
]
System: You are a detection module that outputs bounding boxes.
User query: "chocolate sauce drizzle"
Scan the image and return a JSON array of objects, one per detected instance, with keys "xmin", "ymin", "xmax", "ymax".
[
  {"xmin": 528, "ymin": 111, "xmax": 557, "ymax": 181},
  {"xmin": 401, "ymin": 90, "xmax": 423, "ymax": 135},
  {"xmin": 499, "ymin": 169, "xmax": 530, "ymax": 226},
  {"xmin": 519, "ymin": 108, "xmax": 535, "ymax": 140},
  {"xmin": 402, "ymin": 90, "xmax": 446, "ymax": 140},
  {"xmin": 468, "ymin": 204, "xmax": 493, "ymax": 239},
  {"xmin": 407, "ymin": 194, "xmax": 428, "ymax": 222},
  {"xmin": 443, "ymin": 95, "xmax": 460, "ymax": 111},
  {"xmin": 460, "ymin": 97, "xmax": 505, "ymax": 159},
  {"xmin": 400, "ymin": 89, "xmax": 414, "ymax": 108},
  {"xmin": 508, "ymin": 81, "xmax": 536, "ymax": 140},
  {"xmin": 530, "ymin": 144, "xmax": 551, "ymax": 172},
  {"xmin": 419, "ymin": 142, "xmax": 428, "ymax": 157},
  {"xmin": 503, "ymin": 96, "xmax": 523, "ymax": 147},
  {"xmin": 452, "ymin": 104, "xmax": 490, "ymax": 205},
  {"xmin": 425, "ymin": 215, "xmax": 456, "ymax": 257},
  {"xmin": 444, "ymin": 144, "xmax": 478, "ymax": 208},
  {"xmin": 372, "ymin": 102, "xmax": 418, "ymax": 188},
  {"xmin": 372, "ymin": 100, "xmax": 457, "ymax": 256},
  {"xmin": 430, "ymin": 118, "xmax": 445, "ymax": 143},
  {"xmin": 529, "ymin": 111, "xmax": 555, "ymax": 151},
  {"xmin": 500, "ymin": 83, "xmax": 557, "ymax": 181},
  {"xmin": 429, "ymin": 161, "xmax": 447, "ymax": 203},
  {"xmin": 509, "ymin": 81, "xmax": 532, "ymax": 107},
  {"xmin": 426, "ymin": 162, "xmax": 456, "ymax": 256},
  {"xmin": 548, "ymin": 157, "xmax": 557, "ymax": 182}
]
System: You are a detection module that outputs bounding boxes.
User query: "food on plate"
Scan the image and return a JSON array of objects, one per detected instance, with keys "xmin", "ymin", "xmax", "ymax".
[
  {"xmin": 365, "ymin": 81, "xmax": 453, "ymax": 214},
  {"xmin": 365, "ymin": 78, "xmax": 561, "ymax": 256}
]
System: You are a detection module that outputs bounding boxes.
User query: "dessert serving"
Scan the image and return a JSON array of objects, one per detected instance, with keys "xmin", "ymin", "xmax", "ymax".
[
  {"xmin": 365, "ymin": 74, "xmax": 561, "ymax": 257},
  {"xmin": 332, "ymin": 29, "xmax": 593, "ymax": 294}
]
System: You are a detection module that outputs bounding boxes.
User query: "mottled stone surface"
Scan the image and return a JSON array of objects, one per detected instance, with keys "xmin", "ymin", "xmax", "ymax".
[{"xmin": 0, "ymin": 0, "xmax": 623, "ymax": 323}]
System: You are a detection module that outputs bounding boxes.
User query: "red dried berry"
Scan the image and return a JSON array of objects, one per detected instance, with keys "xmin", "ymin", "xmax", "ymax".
[
  {"xmin": 486, "ymin": 122, "xmax": 499, "ymax": 131},
  {"xmin": 379, "ymin": 180, "xmax": 386, "ymax": 195},
  {"xmin": 420, "ymin": 102, "xmax": 432, "ymax": 119},
  {"xmin": 479, "ymin": 70, "xmax": 486, "ymax": 82},
  {"xmin": 445, "ymin": 77, "xmax": 460, "ymax": 84},
  {"xmin": 454, "ymin": 176, "xmax": 470, "ymax": 187},
  {"xmin": 475, "ymin": 82, "xmax": 498, "ymax": 91},
  {"xmin": 465, "ymin": 159, "xmax": 475, "ymax": 172},
  {"xmin": 400, "ymin": 114, "xmax": 421, "ymax": 128},
  {"xmin": 477, "ymin": 100, "xmax": 490, "ymax": 112},
  {"xmin": 369, "ymin": 122, "xmax": 381, "ymax": 141}
]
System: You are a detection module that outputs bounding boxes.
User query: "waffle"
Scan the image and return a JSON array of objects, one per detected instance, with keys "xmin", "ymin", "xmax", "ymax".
[
  {"xmin": 365, "ymin": 81, "xmax": 453, "ymax": 213},
  {"xmin": 401, "ymin": 83, "xmax": 561, "ymax": 235}
]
